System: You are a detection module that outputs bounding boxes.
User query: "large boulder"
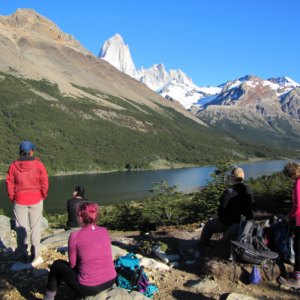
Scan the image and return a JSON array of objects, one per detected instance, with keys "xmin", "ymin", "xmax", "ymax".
[
  {"xmin": 41, "ymin": 231, "xmax": 128, "ymax": 259},
  {"xmin": 0, "ymin": 215, "xmax": 16, "ymax": 249},
  {"xmin": 84, "ymin": 287, "xmax": 149, "ymax": 300},
  {"xmin": 41, "ymin": 230, "xmax": 74, "ymax": 247},
  {"xmin": 10, "ymin": 216, "xmax": 48, "ymax": 232},
  {"xmin": 0, "ymin": 215, "xmax": 11, "ymax": 238},
  {"xmin": 111, "ymin": 245, "xmax": 128, "ymax": 259}
]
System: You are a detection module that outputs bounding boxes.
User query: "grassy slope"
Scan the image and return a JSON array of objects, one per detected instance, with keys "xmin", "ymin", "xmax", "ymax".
[
  {"xmin": 0, "ymin": 70, "xmax": 297, "ymax": 176},
  {"xmin": 199, "ymin": 114, "xmax": 300, "ymax": 150}
]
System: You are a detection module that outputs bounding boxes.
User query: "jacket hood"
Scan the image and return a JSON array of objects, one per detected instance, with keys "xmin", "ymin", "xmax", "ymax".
[{"xmin": 14, "ymin": 158, "xmax": 39, "ymax": 173}]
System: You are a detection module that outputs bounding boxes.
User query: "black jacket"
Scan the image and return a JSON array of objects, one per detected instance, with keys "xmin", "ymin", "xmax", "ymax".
[
  {"xmin": 218, "ymin": 183, "xmax": 253, "ymax": 226},
  {"xmin": 66, "ymin": 197, "xmax": 88, "ymax": 228}
]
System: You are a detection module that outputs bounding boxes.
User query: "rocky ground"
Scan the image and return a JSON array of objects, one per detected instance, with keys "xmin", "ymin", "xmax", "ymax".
[{"xmin": 1, "ymin": 226, "xmax": 300, "ymax": 300}]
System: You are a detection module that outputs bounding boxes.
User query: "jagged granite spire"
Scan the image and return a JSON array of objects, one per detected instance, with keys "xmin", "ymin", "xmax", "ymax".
[{"xmin": 98, "ymin": 33, "xmax": 137, "ymax": 77}]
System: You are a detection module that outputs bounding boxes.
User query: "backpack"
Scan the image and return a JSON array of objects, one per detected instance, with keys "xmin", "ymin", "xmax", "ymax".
[
  {"xmin": 273, "ymin": 220, "xmax": 295, "ymax": 264},
  {"xmin": 231, "ymin": 218, "xmax": 278, "ymax": 281},
  {"xmin": 114, "ymin": 253, "xmax": 159, "ymax": 298}
]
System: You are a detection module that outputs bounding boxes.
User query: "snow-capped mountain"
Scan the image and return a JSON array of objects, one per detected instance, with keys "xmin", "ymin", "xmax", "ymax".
[
  {"xmin": 98, "ymin": 34, "xmax": 299, "ymax": 114},
  {"xmin": 267, "ymin": 76, "xmax": 300, "ymax": 88},
  {"xmin": 196, "ymin": 74, "xmax": 300, "ymax": 149},
  {"xmin": 136, "ymin": 63, "xmax": 194, "ymax": 91},
  {"xmin": 98, "ymin": 34, "xmax": 221, "ymax": 109},
  {"xmin": 206, "ymin": 75, "xmax": 295, "ymax": 107},
  {"xmin": 98, "ymin": 34, "xmax": 137, "ymax": 77}
]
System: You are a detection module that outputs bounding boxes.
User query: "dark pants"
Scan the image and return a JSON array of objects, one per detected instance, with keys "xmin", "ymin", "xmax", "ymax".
[
  {"xmin": 199, "ymin": 218, "xmax": 229, "ymax": 249},
  {"xmin": 47, "ymin": 260, "xmax": 115, "ymax": 297},
  {"xmin": 294, "ymin": 226, "xmax": 300, "ymax": 272}
]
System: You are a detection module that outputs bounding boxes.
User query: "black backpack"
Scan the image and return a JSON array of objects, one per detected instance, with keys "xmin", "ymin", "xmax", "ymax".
[{"xmin": 231, "ymin": 218, "xmax": 278, "ymax": 281}]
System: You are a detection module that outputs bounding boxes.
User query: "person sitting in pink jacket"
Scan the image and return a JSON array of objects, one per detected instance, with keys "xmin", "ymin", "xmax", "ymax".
[{"xmin": 44, "ymin": 202, "xmax": 116, "ymax": 300}]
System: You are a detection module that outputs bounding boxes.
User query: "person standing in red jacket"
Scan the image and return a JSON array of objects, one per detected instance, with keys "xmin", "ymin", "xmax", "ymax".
[{"xmin": 6, "ymin": 141, "xmax": 49, "ymax": 266}]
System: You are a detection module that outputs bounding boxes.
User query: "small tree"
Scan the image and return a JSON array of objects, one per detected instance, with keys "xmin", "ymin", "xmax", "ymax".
[
  {"xmin": 143, "ymin": 180, "xmax": 185, "ymax": 226},
  {"xmin": 192, "ymin": 156, "xmax": 233, "ymax": 221}
]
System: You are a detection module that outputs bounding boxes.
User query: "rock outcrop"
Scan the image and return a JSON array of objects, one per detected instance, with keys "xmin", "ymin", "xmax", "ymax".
[
  {"xmin": 85, "ymin": 287, "xmax": 149, "ymax": 300},
  {"xmin": 98, "ymin": 33, "xmax": 137, "ymax": 77}
]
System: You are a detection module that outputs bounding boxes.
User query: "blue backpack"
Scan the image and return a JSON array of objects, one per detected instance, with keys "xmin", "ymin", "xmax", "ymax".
[
  {"xmin": 273, "ymin": 221, "xmax": 295, "ymax": 264},
  {"xmin": 114, "ymin": 253, "xmax": 159, "ymax": 298}
]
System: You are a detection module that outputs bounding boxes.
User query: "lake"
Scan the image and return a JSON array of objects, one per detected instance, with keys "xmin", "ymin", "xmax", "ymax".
[{"xmin": 1, "ymin": 159, "xmax": 299, "ymax": 218}]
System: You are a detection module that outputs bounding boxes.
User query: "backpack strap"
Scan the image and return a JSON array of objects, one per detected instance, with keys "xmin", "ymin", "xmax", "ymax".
[
  {"xmin": 136, "ymin": 266, "xmax": 144, "ymax": 290},
  {"xmin": 130, "ymin": 265, "xmax": 139, "ymax": 290}
]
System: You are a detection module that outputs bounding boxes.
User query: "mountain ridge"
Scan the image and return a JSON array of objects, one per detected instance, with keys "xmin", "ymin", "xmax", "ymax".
[
  {"xmin": 99, "ymin": 33, "xmax": 222, "ymax": 109},
  {"xmin": 1, "ymin": 9, "xmax": 294, "ymax": 175},
  {"xmin": 0, "ymin": 9, "xmax": 206, "ymax": 127}
]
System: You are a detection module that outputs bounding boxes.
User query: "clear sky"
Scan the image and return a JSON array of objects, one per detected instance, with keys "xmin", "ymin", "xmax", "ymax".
[{"xmin": 1, "ymin": 0, "xmax": 300, "ymax": 87}]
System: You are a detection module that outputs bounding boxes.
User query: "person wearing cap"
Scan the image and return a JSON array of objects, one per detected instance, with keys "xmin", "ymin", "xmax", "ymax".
[
  {"xmin": 6, "ymin": 141, "xmax": 49, "ymax": 266},
  {"xmin": 198, "ymin": 167, "xmax": 253, "ymax": 254}
]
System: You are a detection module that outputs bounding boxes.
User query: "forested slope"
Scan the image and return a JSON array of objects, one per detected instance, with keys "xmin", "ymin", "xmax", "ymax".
[{"xmin": 0, "ymin": 71, "xmax": 297, "ymax": 176}]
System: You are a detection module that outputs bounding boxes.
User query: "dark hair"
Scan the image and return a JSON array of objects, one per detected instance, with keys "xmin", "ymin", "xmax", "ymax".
[
  {"xmin": 74, "ymin": 186, "xmax": 85, "ymax": 198},
  {"xmin": 76, "ymin": 201, "xmax": 99, "ymax": 226},
  {"xmin": 19, "ymin": 150, "xmax": 32, "ymax": 156}
]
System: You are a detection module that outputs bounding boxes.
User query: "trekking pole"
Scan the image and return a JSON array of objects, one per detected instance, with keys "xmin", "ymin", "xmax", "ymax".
[{"xmin": 238, "ymin": 215, "xmax": 244, "ymax": 238}]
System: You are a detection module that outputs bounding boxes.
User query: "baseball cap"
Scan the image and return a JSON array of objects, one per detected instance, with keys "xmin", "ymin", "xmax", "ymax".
[{"xmin": 20, "ymin": 141, "xmax": 36, "ymax": 152}]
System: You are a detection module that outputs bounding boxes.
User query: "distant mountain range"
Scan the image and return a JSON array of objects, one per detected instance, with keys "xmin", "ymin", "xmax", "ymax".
[
  {"xmin": 99, "ymin": 34, "xmax": 222, "ymax": 109},
  {"xmin": 0, "ymin": 9, "xmax": 293, "ymax": 175},
  {"xmin": 99, "ymin": 34, "xmax": 300, "ymax": 150}
]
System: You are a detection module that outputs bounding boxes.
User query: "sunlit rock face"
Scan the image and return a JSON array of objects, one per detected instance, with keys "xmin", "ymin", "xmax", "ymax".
[{"xmin": 98, "ymin": 33, "xmax": 137, "ymax": 77}]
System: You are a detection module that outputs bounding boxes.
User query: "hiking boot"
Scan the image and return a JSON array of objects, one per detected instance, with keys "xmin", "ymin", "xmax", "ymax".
[{"xmin": 278, "ymin": 273, "xmax": 300, "ymax": 289}]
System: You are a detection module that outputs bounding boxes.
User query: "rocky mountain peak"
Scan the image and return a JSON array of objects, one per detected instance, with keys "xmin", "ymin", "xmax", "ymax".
[
  {"xmin": 98, "ymin": 33, "xmax": 137, "ymax": 77},
  {"xmin": 0, "ymin": 9, "xmax": 47, "ymax": 28},
  {"xmin": 267, "ymin": 76, "xmax": 300, "ymax": 88},
  {"xmin": 0, "ymin": 9, "xmax": 78, "ymax": 45}
]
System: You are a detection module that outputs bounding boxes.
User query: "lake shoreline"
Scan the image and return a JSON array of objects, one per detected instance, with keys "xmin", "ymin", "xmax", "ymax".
[
  {"xmin": 0, "ymin": 156, "xmax": 297, "ymax": 181},
  {"xmin": 1, "ymin": 158, "xmax": 300, "ymax": 218}
]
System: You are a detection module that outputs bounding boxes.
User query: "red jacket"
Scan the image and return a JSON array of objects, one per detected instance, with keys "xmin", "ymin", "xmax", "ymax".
[{"xmin": 6, "ymin": 157, "xmax": 49, "ymax": 205}]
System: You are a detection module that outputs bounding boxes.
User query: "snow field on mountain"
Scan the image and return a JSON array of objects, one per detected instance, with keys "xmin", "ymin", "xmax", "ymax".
[
  {"xmin": 160, "ymin": 84, "xmax": 201, "ymax": 109},
  {"xmin": 192, "ymin": 95, "xmax": 219, "ymax": 107}
]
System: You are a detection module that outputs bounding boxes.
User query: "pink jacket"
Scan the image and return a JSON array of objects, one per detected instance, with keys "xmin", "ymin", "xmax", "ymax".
[
  {"xmin": 288, "ymin": 177, "xmax": 300, "ymax": 226},
  {"xmin": 68, "ymin": 225, "xmax": 116, "ymax": 286}
]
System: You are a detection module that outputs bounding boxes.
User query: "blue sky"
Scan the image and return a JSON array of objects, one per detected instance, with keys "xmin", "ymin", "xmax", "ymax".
[{"xmin": 2, "ymin": 0, "xmax": 300, "ymax": 87}]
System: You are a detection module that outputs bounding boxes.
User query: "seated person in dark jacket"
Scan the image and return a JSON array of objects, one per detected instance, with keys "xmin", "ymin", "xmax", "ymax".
[
  {"xmin": 198, "ymin": 167, "xmax": 253, "ymax": 253},
  {"xmin": 65, "ymin": 186, "xmax": 88, "ymax": 230}
]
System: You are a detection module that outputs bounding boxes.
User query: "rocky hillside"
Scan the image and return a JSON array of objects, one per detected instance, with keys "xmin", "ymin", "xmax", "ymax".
[
  {"xmin": 196, "ymin": 75, "xmax": 300, "ymax": 149},
  {"xmin": 0, "ymin": 9, "xmax": 201, "ymax": 124}
]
